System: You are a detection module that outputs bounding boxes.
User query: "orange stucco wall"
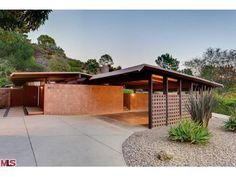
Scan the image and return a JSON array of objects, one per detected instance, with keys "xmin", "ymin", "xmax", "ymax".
[
  {"xmin": 44, "ymin": 84, "xmax": 123, "ymax": 115},
  {"xmin": 124, "ymin": 93, "xmax": 148, "ymax": 111}
]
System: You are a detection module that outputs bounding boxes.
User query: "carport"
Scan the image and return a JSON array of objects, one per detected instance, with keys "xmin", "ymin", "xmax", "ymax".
[
  {"xmin": 9, "ymin": 64, "xmax": 223, "ymax": 129},
  {"xmin": 88, "ymin": 64, "xmax": 223, "ymax": 128}
]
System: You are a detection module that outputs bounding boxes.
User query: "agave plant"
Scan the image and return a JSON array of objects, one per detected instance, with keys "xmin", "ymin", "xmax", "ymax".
[
  {"xmin": 169, "ymin": 119, "xmax": 211, "ymax": 144},
  {"xmin": 186, "ymin": 91, "xmax": 215, "ymax": 128},
  {"xmin": 224, "ymin": 107, "xmax": 236, "ymax": 132}
]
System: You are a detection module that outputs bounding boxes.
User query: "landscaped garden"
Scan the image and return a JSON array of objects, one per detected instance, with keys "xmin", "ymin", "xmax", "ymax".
[{"xmin": 122, "ymin": 92, "xmax": 236, "ymax": 166}]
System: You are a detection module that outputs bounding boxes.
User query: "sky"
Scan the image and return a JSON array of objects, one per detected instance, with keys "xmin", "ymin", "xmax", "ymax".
[{"xmin": 28, "ymin": 10, "xmax": 236, "ymax": 68}]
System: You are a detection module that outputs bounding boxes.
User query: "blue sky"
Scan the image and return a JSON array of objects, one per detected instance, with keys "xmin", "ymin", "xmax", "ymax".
[{"xmin": 28, "ymin": 10, "xmax": 236, "ymax": 68}]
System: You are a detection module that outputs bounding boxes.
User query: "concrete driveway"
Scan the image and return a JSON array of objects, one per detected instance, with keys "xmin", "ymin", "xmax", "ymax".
[{"xmin": 0, "ymin": 107, "xmax": 141, "ymax": 166}]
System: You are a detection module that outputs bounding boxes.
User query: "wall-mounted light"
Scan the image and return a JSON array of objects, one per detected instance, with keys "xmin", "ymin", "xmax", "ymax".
[
  {"xmin": 10, "ymin": 86, "xmax": 13, "ymax": 89},
  {"xmin": 40, "ymin": 86, "xmax": 43, "ymax": 89},
  {"xmin": 131, "ymin": 93, "xmax": 135, "ymax": 97}
]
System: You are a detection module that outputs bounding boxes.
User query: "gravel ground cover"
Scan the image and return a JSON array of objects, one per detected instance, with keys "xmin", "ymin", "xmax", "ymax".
[{"xmin": 122, "ymin": 117, "xmax": 236, "ymax": 166}]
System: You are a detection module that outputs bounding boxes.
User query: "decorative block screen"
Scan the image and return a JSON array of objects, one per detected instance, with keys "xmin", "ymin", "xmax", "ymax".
[
  {"xmin": 182, "ymin": 94, "xmax": 190, "ymax": 118},
  {"xmin": 152, "ymin": 94, "xmax": 166, "ymax": 126},
  {"xmin": 152, "ymin": 93, "xmax": 190, "ymax": 127}
]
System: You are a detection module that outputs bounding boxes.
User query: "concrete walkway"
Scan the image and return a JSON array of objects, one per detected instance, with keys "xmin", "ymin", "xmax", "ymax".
[
  {"xmin": 7, "ymin": 106, "xmax": 25, "ymax": 117},
  {"xmin": 0, "ymin": 107, "xmax": 138, "ymax": 166}
]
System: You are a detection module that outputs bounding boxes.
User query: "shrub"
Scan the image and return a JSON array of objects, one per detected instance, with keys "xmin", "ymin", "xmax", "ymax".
[
  {"xmin": 214, "ymin": 95, "xmax": 236, "ymax": 116},
  {"xmin": 187, "ymin": 92, "xmax": 215, "ymax": 127},
  {"xmin": 49, "ymin": 58, "xmax": 70, "ymax": 72},
  {"xmin": 224, "ymin": 109, "xmax": 236, "ymax": 132},
  {"xmin": 169, "ymin": 119, "xmax": 211, "ymax": 144},
  {"xmin": 123, "ymin": 89, "xmax": 134, "ymax": 94}
]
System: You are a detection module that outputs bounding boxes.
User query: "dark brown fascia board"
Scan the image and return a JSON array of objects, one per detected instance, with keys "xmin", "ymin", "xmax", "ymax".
[{"xmin": 90, "ymin": 63, "xmax": 223, "ymax": 88}]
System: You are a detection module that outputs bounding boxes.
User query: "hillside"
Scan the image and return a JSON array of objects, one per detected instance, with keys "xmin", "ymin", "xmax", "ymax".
[
  {"xmin": 33, "ymin": 43, "xmax": 86, "ymax": 73},
  {"xmin": 0, "ymin": 31, "xmax": 121, "ymax": 87}
]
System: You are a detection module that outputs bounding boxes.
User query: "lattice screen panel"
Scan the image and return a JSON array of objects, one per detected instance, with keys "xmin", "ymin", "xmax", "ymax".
[
  {"xmin": 152, "ymin": 94, "xmax": 166, "ymax": 127},
  {"xmin": 152, "ymin": 93, "xmax": 190, "ymax": 127},
  {"xmin": 168, "ymin": 94, "xmax": 180, "ymax": 125},
  {"xmin": 182, "ymin": 94, "xmax": 190, "ymax": 118}
]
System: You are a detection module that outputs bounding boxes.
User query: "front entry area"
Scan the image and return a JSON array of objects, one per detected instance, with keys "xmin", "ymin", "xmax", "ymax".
[{"xmin": 10, "ymin": 85, "xmax": 44, "ymax": 115}]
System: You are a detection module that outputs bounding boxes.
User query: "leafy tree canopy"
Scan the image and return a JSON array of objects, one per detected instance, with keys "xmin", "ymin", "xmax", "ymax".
[
  {"xmin": 0, "ymin": 29, "xmax": 44, "ymax": 87},
  {"xmin": 0, "ymin": 29, "xmax": 40, "ymax": 71},
  {"xmin": 37, "ymin": 34, "xmax": 56, "ymax": 46},
  {"xmin": 86, "ymin": 59, "xmax": 99, "ymax": 74},
  {"xmin": 0, "ymin": 10, "xmax": 51, "ymax": 33},
  {"xmin": 180, "ymin": 68, "xmax": 193, "ymax": 75},
  {"xmin": 155, "ymin": 53, "xmax": 179, "ymax": 71},
  {"xmin": 185, "ymin": 48, "xmax": 236, "ymax": 91},
  {"xmin": 99, "ymin": 54, "xmax": 114, "ymax": 66}
]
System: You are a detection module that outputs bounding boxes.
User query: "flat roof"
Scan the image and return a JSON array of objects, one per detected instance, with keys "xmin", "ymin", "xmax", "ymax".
[
  {"xmin": 11, "ymin": 72, "xmax": 92, "ymax": 85},
  {"xmin": 90, "ymin": 64, "xmax": 223, "ymax": 87},
  {"xmin": 10, "ymin": 64, "xmax": 223, "ymax": 88}
]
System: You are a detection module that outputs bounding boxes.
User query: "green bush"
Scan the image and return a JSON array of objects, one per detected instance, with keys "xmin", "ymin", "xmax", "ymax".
[
  {"xmin": 224, "ymin": 118, "xmax": 236, "ymax": 132},
  {"xmin": 68, "ymin": 59, "xmax": 83, "ymax": 72},
  {"xmin": 169, "ymin": 119, "xmax": 211, "ymax": 144},
  {"xmin": 224, "ymin": 109, "xmax": 236, "ymax": 132},
  {"xmin": 49, "ymin": 58, "xmax": 70, "ymax": 72},
  {"xmin": 123, "ymin": 89, "xmax": 134, "ymax": 94},
  {"xmin": 214, "ymin": 95, "xmax": 236, "ymax": 116},
  {"xmin": 187, "ymin": 92, "xmax": 215, "ymax": 127}
]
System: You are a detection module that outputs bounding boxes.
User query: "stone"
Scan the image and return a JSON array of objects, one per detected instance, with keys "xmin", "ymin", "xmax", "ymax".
[{"xmin": 157, "ymin": 150, "xmax": 173, "ymax": 161}]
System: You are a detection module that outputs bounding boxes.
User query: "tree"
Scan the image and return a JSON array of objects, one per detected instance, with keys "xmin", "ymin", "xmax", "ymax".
[
  {"xmin": 37, "ymin": 35, "xmax": 56, "ymax": 46},
  {"xmin": 0, "ymin": 29, "xmax": 43, "ymax": 71},
  {"xmin": 0, "ymin": 29, "xmax": 45, "ymax": 86},
  {"xmin": 109, "ymin": 65, "xmax": 122, "ymax": 72},
  {"xmin": 185, "ymin": 48, "xmax": 236, "ymax": 91},
  {"xmin": 85, "ymin": 59, "xmax": 99, "ymax": 74},
  {"xmin": 99, "ymin": 54, "xmax": 114, "ymax": 66},
  {"xmin": 185, "ymin": 58, "xmax": 205, "ymax": 75},
  {"xmin": 0, "ymin": 10, "xmax": 51, "ymax": 33},
  {"xmin": 155, "ymin": 53, "xmax": 179, "ymax": 71},
  {"xmin": 68, "ymin": 59, "xmax": 83, "ymax": 72},
  {"xmin": 0, "ymin": 59, "xmax": 15, "ymax": 87},
  {"xmin": 37, "ymin": 34, "xmax": 65, "ymax": 58},
  {"xmin": 180, "ymin": 68, "xmax": 193, "ymax": 75}
]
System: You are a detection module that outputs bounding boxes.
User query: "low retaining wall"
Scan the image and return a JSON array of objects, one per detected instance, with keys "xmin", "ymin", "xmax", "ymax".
[
  {"xmin": 44, "ymin": 84, "xmax": 123, "ymax": 115},
  {"xmin": 124, "ymin": 93, "xmax": 148, "ymax": 111}
]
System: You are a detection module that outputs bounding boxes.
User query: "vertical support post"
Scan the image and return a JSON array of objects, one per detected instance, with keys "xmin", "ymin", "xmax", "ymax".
[
  {"xmin": 37, "ymin": 86, "xmax": 40, "ymax": 106},
  {"xmin": 163, "ymin": 76, "xmax": 168, "ymax": 126},
  {"xmin": 148, "ymin": 74, "xmax": 153, "ymax": 129},
  {"xmin": 178, "ymin": 79, "xmax": 182, "ymax": 119}
]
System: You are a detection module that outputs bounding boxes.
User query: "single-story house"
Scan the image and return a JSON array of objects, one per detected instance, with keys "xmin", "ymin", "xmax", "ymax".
[{"xmin": 1, "ymin": 63, "xmax": 223, "ymax": 128}]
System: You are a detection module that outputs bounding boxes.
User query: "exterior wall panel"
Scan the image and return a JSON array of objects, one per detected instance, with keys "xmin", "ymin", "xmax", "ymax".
[
  {"xmin": 44, "ymin": 84, "xmax": 123, "ymax": 115},
  {"xmin": 123, "ymin": 93, "xmax": 148, "ymax": 111}
]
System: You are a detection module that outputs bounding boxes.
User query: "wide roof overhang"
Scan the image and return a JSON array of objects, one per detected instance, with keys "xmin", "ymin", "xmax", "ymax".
[
  {"xmin": 10, "ymin": 64, "xmax": 223, "ymax": 90},
  {"xmin": 89, "ymin": 64, "xmax": 223, "ymax": 90},
  {"xmin": 10, "ymin": 72, "xmax": 92, "ymax": 86}
]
